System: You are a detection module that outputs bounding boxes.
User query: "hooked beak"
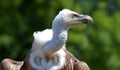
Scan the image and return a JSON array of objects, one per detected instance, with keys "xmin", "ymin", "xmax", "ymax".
[{"xmin": 79, "ymin": 15, "xmax": 93, "ymax": 24}]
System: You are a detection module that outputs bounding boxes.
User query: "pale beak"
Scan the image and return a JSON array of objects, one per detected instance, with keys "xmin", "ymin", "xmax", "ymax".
[{"xmin": 79, "ymin": 15, "xmax": 93, "ymax": 24}]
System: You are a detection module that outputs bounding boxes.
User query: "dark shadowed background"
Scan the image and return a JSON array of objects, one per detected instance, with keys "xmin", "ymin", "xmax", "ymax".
[{"xmin": 0, "ymin": 0, "xmax": 120, "ymax": 70}]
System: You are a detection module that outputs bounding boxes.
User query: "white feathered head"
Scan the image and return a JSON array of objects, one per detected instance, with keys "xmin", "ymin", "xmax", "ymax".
[{"xmin": 52, "ymin": 9, "xmax": 93, "ymax": 29}]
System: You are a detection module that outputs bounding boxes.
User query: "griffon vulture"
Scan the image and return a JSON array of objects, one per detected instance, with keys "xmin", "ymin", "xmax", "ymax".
[{"xmin": 0, "ymin": 9, "xmax": 93, "ymax": 70}]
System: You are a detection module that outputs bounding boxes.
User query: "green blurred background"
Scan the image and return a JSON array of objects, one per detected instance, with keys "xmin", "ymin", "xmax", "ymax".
[{"xmin": 0, "ymin": 0, "xmax": 120, "ymax": 70}]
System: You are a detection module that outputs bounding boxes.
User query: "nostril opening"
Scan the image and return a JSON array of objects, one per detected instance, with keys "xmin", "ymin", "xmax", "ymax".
[{"xmin": 82, "ymin": 19, "xmax": 89, "ymax": 23}]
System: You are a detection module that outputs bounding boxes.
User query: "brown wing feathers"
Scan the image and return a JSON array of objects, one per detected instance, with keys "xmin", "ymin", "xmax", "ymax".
[
  {"xmin": 0, "ymin": 58, "xmax": 23, "ymax": 70},
  {"xmin": 0, "ymin": 51, "xmax": 90, "ymax": 70},
  {"xmin": 61, "ymin": 50, "xmax": 90, "ymax": 70}
]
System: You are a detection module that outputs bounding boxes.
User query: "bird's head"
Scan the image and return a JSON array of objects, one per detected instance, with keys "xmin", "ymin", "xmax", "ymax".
[{"xmin": 52, "ymin": 9, "xmax": 93, "ymax": 30}]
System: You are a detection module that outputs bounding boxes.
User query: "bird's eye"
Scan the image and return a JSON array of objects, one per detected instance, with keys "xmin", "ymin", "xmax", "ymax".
[{"xmin": 71, "ymin": 14, "xmax": 80, "ymax": 18}]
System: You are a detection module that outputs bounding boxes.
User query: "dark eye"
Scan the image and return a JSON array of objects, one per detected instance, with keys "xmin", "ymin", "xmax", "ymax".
[{"xmin": 71, "ymin": 14, "xmax": 80, "ymax": 18}]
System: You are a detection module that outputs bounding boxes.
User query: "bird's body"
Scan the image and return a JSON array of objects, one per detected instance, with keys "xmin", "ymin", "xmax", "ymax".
[
  {"xmin": 0, "ymin": 9, "xmax": 93, "ymax": 70},
  {"xmin": 20, "ymin": 50, "xmax": 90, "ymax": 70}
]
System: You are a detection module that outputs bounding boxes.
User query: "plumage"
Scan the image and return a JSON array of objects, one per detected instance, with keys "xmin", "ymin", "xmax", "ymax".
[
  {"xmin": 20, "ymin": 50, "xmax": 90, "ymax": 70},
  {"xmin": 0, "ymin": 58, "xmax": 23, "ymax": 70},
  {"xmin": 0, "ymin": 9, "xmax": 93, "ymax": 70}
]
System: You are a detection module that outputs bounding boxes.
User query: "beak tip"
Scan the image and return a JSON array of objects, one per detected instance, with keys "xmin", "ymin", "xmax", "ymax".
[
  {"xmin": 80, "ymin": 15, "xmax": 93, "ymax": 24},
  {"xmin": 85, "ymin": 16, "xmax": 93, "ymax": 24}
]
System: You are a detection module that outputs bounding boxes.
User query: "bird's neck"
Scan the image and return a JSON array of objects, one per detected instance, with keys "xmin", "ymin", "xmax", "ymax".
[
  {"xmin": 43, "ymin": 22, "xmax": 68, "ymax": 56},
  {"xmin": 52, "ymin": 14, "xmax": 68, "ymax": 43},
  {"xmin": 53, "ymin": 25, "xmax": 68, "ymax": 43}
]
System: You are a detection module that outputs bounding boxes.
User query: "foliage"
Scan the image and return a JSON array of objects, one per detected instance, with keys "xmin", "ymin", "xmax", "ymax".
[{"xmin": 0, "ymin": 0, "xmax": 120, "ymax": 70}]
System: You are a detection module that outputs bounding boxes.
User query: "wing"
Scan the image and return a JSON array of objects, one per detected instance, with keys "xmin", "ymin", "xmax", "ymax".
[
  {"xmin": 63, "ymin": 50, "xmax": 90, "ymax": 70},
  {"xmin": 0, "ymin": 58, "xmax": 23, "ymax": 70},
  {"xmin": 74, "ymin": 61, "xmax": 90, "ymax": 70}
]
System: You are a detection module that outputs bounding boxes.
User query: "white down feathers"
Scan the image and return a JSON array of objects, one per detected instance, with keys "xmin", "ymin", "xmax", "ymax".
[{"xmin": 30, "ymin": 29, "xmax": 66, "ymax": 70}]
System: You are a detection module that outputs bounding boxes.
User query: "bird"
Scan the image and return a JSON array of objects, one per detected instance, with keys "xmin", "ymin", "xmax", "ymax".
[{"xmin": 0, "ymin": 9, "xmax": 93, "ymax": 70}]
